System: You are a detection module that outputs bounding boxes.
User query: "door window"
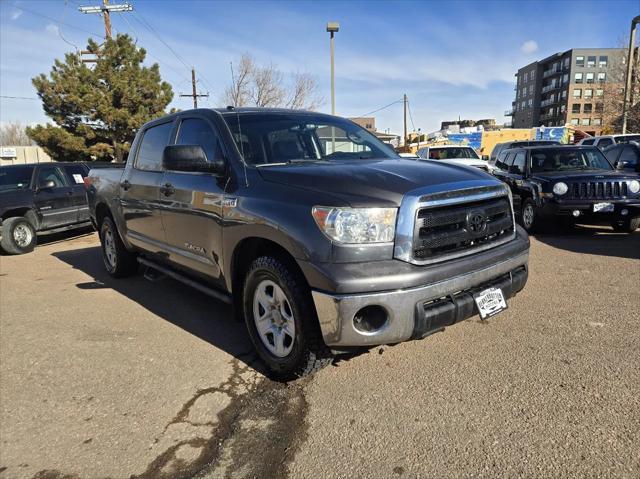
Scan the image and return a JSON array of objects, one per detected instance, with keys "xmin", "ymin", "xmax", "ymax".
[
  {"xmin": 619, "ymin": 146, "xmax": 639, "ymax": 167},
  {"xmin": 63, "ymin": 164, "xmax": 88, "ymax": 185},
  {"xmin": 37, "ymin": 166, "xmax": 68, "ymax": 188},
  {"xmin": 135, "ymin": 121, "xmax": 174, "ymax": 171},
  {"xmin": 510, "ymin": 152, "xmax": 526, "ymax": 175},
  {"xmin": 495, "ymin": 152, "xmax": 511, "ymax": 171},
  {"xmin": 176, "ymin": 118, "xmax": 223, "ymax": 162},
  {"xmin": 597, "ymin": 138, "xmax": 613, "ymax": 148}
]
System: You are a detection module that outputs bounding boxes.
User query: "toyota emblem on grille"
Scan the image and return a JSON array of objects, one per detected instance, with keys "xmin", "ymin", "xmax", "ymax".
[{"xmin": 467, "ymin": 211, "xmax": 487, "ymax": 233}]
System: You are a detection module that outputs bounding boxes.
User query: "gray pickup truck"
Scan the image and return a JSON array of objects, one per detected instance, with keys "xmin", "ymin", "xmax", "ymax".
[{"xmin": 86, "ymin": 108, "xmax": 530, "ymax": 379}]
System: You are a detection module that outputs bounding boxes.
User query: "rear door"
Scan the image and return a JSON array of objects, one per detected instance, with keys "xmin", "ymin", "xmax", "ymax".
[
  {"xmin": 120, "ymin": 120, "xmax": 175, "ymax": 250},
  {"xmin": 61, "ymin": 163, "xmax": 90, "ymax": 223},
  {"xmin": 158, "ymin": 115, "xmax": 226, "ymax": 282},
  {"xmin": 33, "ymin": 165, "xmax": 75, "ymax": 229}
]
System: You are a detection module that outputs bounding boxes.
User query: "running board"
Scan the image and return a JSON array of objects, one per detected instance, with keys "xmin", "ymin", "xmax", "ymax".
[{"xmin": 137, "ymin": 257, "xmax": 232, "ymax": 304}]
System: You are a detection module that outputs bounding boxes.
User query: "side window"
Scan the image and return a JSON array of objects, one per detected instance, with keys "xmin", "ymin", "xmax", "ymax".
[
  {"xmin": 510, "ymin": 152, "xmax": 526, "ymax": 175},
  {"xmin": 495, "ymin": 152, "xmax": 510, "ymax": 171},
  {"xmin": 37, "ymin": 166, "xmax": 68, "ymax": 188},
  {"xmin": 597, "ymin": 138, "xmax": 613, "ymax": 148},
  {"xmin": 176, "ymin": 118, "xmax": 223, "ymax": 162},
  {"xmin": 63, "ymin": 164, "xmax": 88, "ymax": 185},
  {"xmin": 135, "ymin": 122, "xmax": 174, "ymax": 171},
  {"xmin": 619, "ymin": 146, "xmax": 638, "ymax": 166},
  {"xmin": 581, "ymin": 139, "xmax": 594, "ymax": 145}
]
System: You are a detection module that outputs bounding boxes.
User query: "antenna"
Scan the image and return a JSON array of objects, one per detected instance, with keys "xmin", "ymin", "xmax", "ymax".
[{"xmin": 231, "ymin": 61, "xmax": 249, "ymax": 187}]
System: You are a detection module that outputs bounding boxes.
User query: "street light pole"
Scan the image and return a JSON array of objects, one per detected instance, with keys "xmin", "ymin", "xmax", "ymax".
[
  {"xmin": 622, "ymin": 15, "xmax": 640, "ymax": 134},
  {"xmin": 327, "ymin": 22, "xmax": 340, "ymax": 115}
]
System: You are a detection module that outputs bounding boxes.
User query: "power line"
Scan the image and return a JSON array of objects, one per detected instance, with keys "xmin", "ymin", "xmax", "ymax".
[
  {"xmin": 0, "ymin": 96, "xmax": 39, "ymax": 101},
  {"xmin": 14, "ymin": 4, "xmax": 103, "ymax": 38},
  {"xmin": 358, "ymin": 99, "xmax": 404, "ymax": 118},
  {"xmin": 407, "ymin": 100, "xmax": 416, "ymax": 131},
  {"xmin": 130, "ymin": 10, "xmax": 191, "ymax": 70}
]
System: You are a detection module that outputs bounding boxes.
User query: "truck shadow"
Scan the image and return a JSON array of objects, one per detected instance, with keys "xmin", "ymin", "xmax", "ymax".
[
  {"xmin": 533, "ymin": 224, "xmax": 640, "ymax": 260},
  {"xmin": 52, "ymin": 245, "xmax": 270, "ymax": 377}
]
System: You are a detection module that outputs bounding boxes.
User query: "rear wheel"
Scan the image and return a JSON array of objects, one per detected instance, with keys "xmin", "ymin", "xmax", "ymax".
[
  {"xmin": 99, "ymin": 216, "xmax": 138, "ymax": 277},
  {"xmin": 611, "ymin": 217, "xmax": 640, "ymax": 233},
  {"xmin": 0, "ymin": 216, "xmax": 36, "ymax": 255},
  {"xmin": 242, "ymin": 256, "xmax": 333, "ymax": 380}
]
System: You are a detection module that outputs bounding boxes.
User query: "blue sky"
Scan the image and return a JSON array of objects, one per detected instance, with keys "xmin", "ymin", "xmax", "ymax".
[{"xmin": 1, "ymin": 0, "xmax": 637, "ymax": 134}]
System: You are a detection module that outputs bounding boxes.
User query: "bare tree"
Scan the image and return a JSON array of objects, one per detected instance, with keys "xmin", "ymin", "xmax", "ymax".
[
  {"xmin": 0, "ymin": 121, "xmax": 34, "ymax": 146},
  {"xmin": 600, "ymin": 39, "xmax": 639, "ymax": 133},
  {"xmin": 222, "ymin": 54, "xmax": 322, "ymax": 111}
]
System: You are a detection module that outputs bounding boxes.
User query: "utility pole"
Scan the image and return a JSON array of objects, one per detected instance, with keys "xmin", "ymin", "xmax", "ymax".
[
  {"xmin": 403, "ymin": 94, "xmax": 408, "ymax": 150},
  {"xmin": 326, "ymin": 22, "xmax": 340, "ymax": 115},
  {"xmin": 622, "ymin": 15, "xmax": 640, "ymax": 134},
  {"xmin": 78, "ymin": 0, "xmax": 133, "ymax": 39},
  {"xmin": 180, "ymin": 67, "xmax": 209, "ymax": 109}
]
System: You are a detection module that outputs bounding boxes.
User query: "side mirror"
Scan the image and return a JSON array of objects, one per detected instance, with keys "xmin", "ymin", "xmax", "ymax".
[
  {"xmin": 162, "ymin": 145, "xmax": 225, "ymax": 175},
  {"xmin": 615, "ymin": 161, "xmax": 628, "ymax": 170},
  {"xmin": 37, "ymin": 179, "xmax": 56, "ymax": 190}
]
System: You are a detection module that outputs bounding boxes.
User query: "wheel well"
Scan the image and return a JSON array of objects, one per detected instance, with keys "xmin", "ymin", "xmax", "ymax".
[
  {"xmin": 2, "ymin": 208, "xmax": 38, "ymax": 228},
  {"xmin": 230, "ymin": 237, "xmax": 308, "ymax": 314},
  {"xmin": 95, "ymin": 202, "xmax": 111, "ymax": 229}
]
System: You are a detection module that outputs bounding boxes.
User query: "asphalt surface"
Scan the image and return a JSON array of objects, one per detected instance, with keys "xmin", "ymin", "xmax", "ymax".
[{"xmin": 0, "ymin": 226, "xmax": 638, "ymax": 479}]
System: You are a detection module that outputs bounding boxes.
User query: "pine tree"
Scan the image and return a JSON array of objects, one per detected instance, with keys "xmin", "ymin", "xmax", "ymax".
[{"xmin": 28, "ymin": 34, "xmax": 173, "ymax": 162}]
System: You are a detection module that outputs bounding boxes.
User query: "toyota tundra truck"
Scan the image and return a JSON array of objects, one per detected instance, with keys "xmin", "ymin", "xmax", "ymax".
[{"xmin": 86, "ymin": 108, "xmax": 530, "ymax": 379}]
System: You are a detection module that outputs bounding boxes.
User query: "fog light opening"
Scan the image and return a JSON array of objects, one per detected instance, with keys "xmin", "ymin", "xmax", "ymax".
[
  {"xmin": 572, "ymin": 210, "xmax": 581, "ymax": 218},
  {"xmin": 353, "ymin": 305, "xmax": 388, "ymax": 334},
  {"xmin": 621, "ymin": 209, "xmax": 629, "ymax": 216}
]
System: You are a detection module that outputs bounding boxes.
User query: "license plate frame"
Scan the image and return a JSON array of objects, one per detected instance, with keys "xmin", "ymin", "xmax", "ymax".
[
  {"xmin": 593, "ymin": 202, "xmax": 614, "ymax": 213},
  {"xmin": 473, "ymin": 287, "xmax": 508, "ymax": 320}
]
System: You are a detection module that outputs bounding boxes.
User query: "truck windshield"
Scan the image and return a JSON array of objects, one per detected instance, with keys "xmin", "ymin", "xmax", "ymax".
[
  {"xmin": 530, "ymin": 148, "xmax": 613, "ymax": 173},
  {"xmin": 428, "ymin": 147, "xmax": 479, "ymax": 160},
  {"xmin": 0, "ymin": 166, "xmax": 34, "ymax": 191},
  {"xmin": 223, "ymin": 113, "xmax": 397, "ymax": 165}
]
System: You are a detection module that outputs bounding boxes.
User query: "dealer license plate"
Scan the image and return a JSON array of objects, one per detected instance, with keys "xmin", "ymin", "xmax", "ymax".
[
  {"xmin": 593, "ymin": 202, "xmax": 614, "ymax": 213},
  {"xmin": 473, "ymin": 287, "xmax": 508, "ymax": 320}
]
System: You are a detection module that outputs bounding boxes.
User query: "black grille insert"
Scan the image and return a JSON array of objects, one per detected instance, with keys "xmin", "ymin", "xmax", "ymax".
[
  {"xmin": 413, "ymin": 196, "xmax": 514, "ymax": 260},
  {"xmin": 569, "ymin": 181, "xmax": 628, "ymax": 200}
]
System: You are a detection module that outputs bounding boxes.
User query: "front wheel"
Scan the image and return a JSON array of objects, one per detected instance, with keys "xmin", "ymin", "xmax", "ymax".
[
  {"xmin": 520, "ymin": 199, "xmax": 538, "ymax": 233},
  {"xmin": 243, "ymin": 256, "xmax": 333, "ymax": 380},
  {"xmin": 0, "ymin": 216, "xmax": 36, "ymax": 255},
  {"xmin": 611, "ymin": 217, "xmax": 640, "ymax": 233}
]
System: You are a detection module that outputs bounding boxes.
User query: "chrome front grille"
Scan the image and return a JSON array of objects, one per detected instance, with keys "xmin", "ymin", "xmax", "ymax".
[
  {"xmin": 569, "ymin": 181, "xmax": 628, "ymax": 200},
  {"xmin": 413, "ymin": 197, "xmax": 514, "ymax": 260}
]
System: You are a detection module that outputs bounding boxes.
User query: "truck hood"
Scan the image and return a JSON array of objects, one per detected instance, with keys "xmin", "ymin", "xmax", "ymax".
[{"xmin": 256, "ymin": 158, "xmax": 494, "ymax": 207}]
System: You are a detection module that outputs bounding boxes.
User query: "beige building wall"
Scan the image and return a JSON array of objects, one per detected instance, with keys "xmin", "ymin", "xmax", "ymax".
[{"xmin": 0, "ymin": 146, "xmax": 53, "ymax": 165}]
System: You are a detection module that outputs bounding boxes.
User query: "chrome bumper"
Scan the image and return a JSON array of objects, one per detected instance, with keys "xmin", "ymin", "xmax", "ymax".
[{"xmin": 312, "ymin": 251, "xmax": 529, "ymax": 348}]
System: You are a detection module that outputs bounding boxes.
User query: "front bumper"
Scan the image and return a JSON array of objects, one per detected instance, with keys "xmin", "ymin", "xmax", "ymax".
[
  {"xmin": 312, "ymin": 249, "xmax": 529, "ymax": 348},
  {"xmin": 540, "ymin": 199, "xmax": 640, "ymax": 222}
]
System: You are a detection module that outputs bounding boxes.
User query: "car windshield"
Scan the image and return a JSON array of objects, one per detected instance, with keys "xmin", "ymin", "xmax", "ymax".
[
  {"xmin": 530, "ymin": 148, "xmax": 613, "ymax": 173},
  {"xmin": 615, "ymin": 135, "xmax": 640, "ymax": 144},
  {"xmin": 428, "ymin": 147, "xmax": 479, "ymax": 160},
  {"xmin": 223, "ymin": 113, "xmax": 397, "ymax": 165},
  {"xmin": 0, "ymin": 166, "xmax": 33, "ymax": 191}
]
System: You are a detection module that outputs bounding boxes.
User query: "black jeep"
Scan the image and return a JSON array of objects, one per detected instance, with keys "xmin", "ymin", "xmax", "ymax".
[{"xmin": 491, "ymin": 145, "xmax": 640, "ymax": 233}]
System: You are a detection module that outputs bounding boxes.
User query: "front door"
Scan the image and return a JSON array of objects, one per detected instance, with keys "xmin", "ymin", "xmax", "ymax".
[
  {"xmin": 120, "ymin": 120, "xmax": 175, "ymax": 251},
  {"xmin": 33, "ymin": 165, "xmax": 76, "ymax": 229},
  {"xmin": 158, "ymin": 116, "xmax": 226, "ymax": 282},
  {"xmin": 505, "ymin": 151, "xmax": 526, "ymax": 212}
]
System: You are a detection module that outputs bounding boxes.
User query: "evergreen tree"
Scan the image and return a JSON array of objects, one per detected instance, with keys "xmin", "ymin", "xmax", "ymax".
[{"xmin": 28, "ymin": 34, "xmax": 173, "ymax": 162}]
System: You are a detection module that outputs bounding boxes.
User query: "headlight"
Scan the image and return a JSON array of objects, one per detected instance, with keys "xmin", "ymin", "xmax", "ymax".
[
  {"xmin": 629, "ymin": 180, "xmax": 640, "ymax": 194},
  {"xmin": 553, "ymin": 182, "xmax": 568, "ymax": 195},
  {"xmin": 312, "ymin": 207, "xmax": 397, "ymax": 243}
]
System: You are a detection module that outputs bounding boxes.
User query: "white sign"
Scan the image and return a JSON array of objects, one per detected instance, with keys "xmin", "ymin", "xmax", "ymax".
[
  {"xmin": 72, "ymin": 174, "xmax": 84, "ymax": 184},
  {"xmin": 0, "ymin": 147, "xmax": 17, "ymax": 158}
]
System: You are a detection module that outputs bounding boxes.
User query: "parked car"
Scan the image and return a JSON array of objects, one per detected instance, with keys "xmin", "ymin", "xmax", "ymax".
[
  {"xmin": 415, "ymin": 145, "xmax": 489, "ymax": 171},
  {"xmin": 0, "ymin": 162, "xmax": 115, "ymax": 254},
  {"xmin": 577, "ymin": 134, "xmax": 640, "ymax": 149},
  {"xmin": 491, "ymin": 145, "xmax": 640, "ymax": 233},
  {"xmin": 489, "ymin": 140, "xmax": 561, "ymax": 166},
  {"xmin": 603, "ymin": 142, "xmax": 640, "ymax": 174},
  {"xmin": 86, "ymin": 108, "xmax": 530, "ymax": 379}
]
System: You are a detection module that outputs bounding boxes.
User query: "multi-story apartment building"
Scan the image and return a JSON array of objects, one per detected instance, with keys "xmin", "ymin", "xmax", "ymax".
[{"xmin": 506, "ymin": 48, "xmax": 627, "ymax": 136}]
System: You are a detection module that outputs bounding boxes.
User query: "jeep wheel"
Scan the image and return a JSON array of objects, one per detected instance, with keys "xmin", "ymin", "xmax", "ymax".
[
  {"xmin": 99, "ymin": 216, "xmax": 138, "ymax": 277},
  {"xmin": 0, "ymin": 217, "xmax": 37, "ymax": 255},
  {"xmin": 611, "ymin": 216, "xmax": 640, "ymax": 233},
  {"xmin": 243, "ymin": 256, "xmax": 333, "ymax": 380},
  {"xmin": 520, "ymin": 199, "xmax": 538, "ymax": 233}
]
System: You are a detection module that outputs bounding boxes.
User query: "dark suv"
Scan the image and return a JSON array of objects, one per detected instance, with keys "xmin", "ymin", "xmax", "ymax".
[
  {"xmin": 491, "ymin": 145, "xmax": 640, "ymax": 233},
  {"xmin": 489, "ymin": 140, "xmax": 561, "ymax": 166}
]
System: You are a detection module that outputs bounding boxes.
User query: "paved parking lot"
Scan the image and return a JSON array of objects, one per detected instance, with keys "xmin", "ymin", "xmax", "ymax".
[{"xmin": 1, "ymin": 227, "xmax": 639, "ymax": 479}]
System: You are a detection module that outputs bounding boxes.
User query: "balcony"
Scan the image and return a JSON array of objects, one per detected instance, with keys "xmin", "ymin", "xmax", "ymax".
[
  {"xmin": 543, "ymin": 68, "xmax": 560, "ymax": 78},
  {"xmin": 539, "ymin": 112, "xmax": 558, "ymax": 121},
  {"xmin": 540, "ymin": 98, "xmax": 557, "ymax": 107},
  {"xmin": 505, "ymin": 109, "xmax": 515, "ymax": 116},
  {"xmin": 541, "ymin": 83, "xmax": 560, "ymax": 94}
]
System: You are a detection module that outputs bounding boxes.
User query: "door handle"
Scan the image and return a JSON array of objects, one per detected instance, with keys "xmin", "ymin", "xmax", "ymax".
[
  {"xmin": 120, "ymin": 180, "xmax": 132, "ymax": 191},
  {"xmin": 160, "ymin": 182, "xmax": 175, "ymax": 196}
]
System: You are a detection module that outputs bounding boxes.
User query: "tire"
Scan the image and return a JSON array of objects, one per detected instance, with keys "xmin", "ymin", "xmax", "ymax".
[
  {"xmin": 0, "ymin": 216, "xmax": 37, "ymax": 255},
  {"xmin": 519, "ymin": 199, "xmax": 539, "ymax": 233},
  {"xmin": 611, "ymin": 216, "xmax": 640, "ymax": 233},
  {"xmin": 242, "ymin": 256, "xmax": 333, "ymax": 380},
  {"xmin": 99, "ymin": 216, "xmax": 138, "ymax": 277}
]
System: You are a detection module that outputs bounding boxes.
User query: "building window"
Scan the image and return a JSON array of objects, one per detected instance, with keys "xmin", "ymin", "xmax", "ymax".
[
  {"xmin": 531, "ymin": 70, "xmax": 536, "ymax": 79},
  {"xmin": 575, "ymin": 73, "xmax": 583, "ymax": 83},
  {"xmin": 598, "ymin": 72, "xmax": 606, "ymax": 82},
  {"xmin": 596, "ymin": 88, "xmax": 604, "ymax": 97},
  {"xmin": 564, "ymin": 58, "xmax": 570, "ymax": 68},
  {"xmin": 528, "ymin": 99, "xmax": 533, "ymax": 107},
  {"xmin": 581, "ymin": 118, "xmax": 591, "ymax": 126},
  {"xmin": 521, "ymin": 101, "xmax": 526, "ymax": 109},
  {"xmin": 593, "ymin": 118, "xmax": 602, "ymax": 126},
  {"xmin": 560, "ymin": 105, "xmax": 566, "ymax": 113},
  {"xmin": 572, "ymin": 104, "xmax": 581, "ymax": 113},
  {"xmin": 562, "ymin": 90, "xmax": 567, "ymax": 99},
  {"xmin": 576, "ymin": 56, "xmax": 585, "ymax": 67},
  {"xmin": 586, "ymin": 72, "xmax": 594, "ymax": 84},
  {"xmin": 529, "ymin": 85, "xmax": 534, "ymax": 94},
  {"xmin": 584, "ymin": 104, "xmax": 593, "ymax": 113},
  {"xmin": 524, "ymin": 72, "xmax": 528, "ymax": 83},
  {"xmin": 563, "ymin": 73, "xmax": 569, "ymax": 84},
  {"xmin": 571, "ymin": 118, "xmax": 579, "ymax": 125},
  {"xmin": 587, "ymin": 56, "xmax": 596, "ymax": 67},
  {"xmin": 522, "ymin": 87, "xmax": 526, "ymax": 97},
  {"xmin": 599, "ymin": 56, "xmax": 608, "ymax": 68},
  {"xmin": 573, "ymin": 89, "xmax": 582, "ymax": 98},
  {"xmin": 584, "ymin": 89, "xmax": 593, "ymax": 98}
]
